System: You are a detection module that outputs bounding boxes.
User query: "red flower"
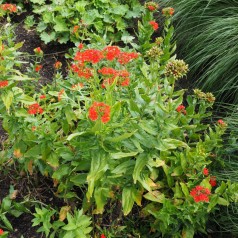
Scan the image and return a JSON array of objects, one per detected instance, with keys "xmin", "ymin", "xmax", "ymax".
[
  {"xmin": 39, "ymin": 95, "xmax": 46, "ymax": 99},
  {"xmin": 28, "ymin": 103, "xmax": 43, "ymax": 115},
  {"xmin": 203, "ymin": 168, "xmax": 209, "ymax": 176},
  {"xmin": 190, "ymin": 185, "xmax": 210, "ymax": 203},
  {"xmin": 71, "ymin": 83, "xmax": 83, "ymax": 90},
  {"xmin": 54, "ymin": 61, "xmax": 62, "ymax": 69},
  {"xmin": 0, "ymin": 228, "xmax": 4, "ymax": 235},
  {"xmin": 0, "ymin": 80, "xmax": 8, "ymax": 88},
  {"xmin": 71, "ymin": 64, "xmax": 93, "ymax": 79},
  {"xmin": 149, "ymin": 21, "xmax": 159, "ymax": 30},
  {"xmin": 98, "ymin": 67, "xmax": 117, "ymax": 76},
  {"xmin": 34, "ymin": 47, "xmax": 43, "ymax": 55},
  {"xmin": 32, "ymin": 126, "xmax": 37, "ymax": 131},
  {"xmin": 117, "ymin": 52, "xmax": 139, "ymax": 65},
  {"xmin": 103, "ymin": 46, "xmax": 121, "ymax": 61},
  {"xmin": 73, "ymin": 25, "xmax": 79, "ymax": 33},
  {"xmin": 209, "ymin": 176, "xmax": 217, "ymax": 187},
  {"xmin": 176, "ymin": 104, "xmax": 186, "ymax": 115},
  {"xmin": 101, "ymin": 234, "xmax": 106, "ymax": 238},
  {"xmin": 78, "ymin": 43, "xmax": 84, "ymax": 49},
  {"xmin": 1, "ymin": 4, "xmax": 17, "ymax": 12},
  {"xmin": 35, "ymin": 65, "xmax": 42, "ymax": 72},
  {"xmin": 147, "ymin": 5, "xmax": 156, "ymax": 11},
  {"xmin": 74, "ymin": 49, "xmax": 104, "ymax": 64},
  {"xmin": 89, "ymin": 102, "xmax": 110, "ymax": 123},
  {"xmin": 121, "ymin": 78, "xmax": 130, "ymax": 86}
]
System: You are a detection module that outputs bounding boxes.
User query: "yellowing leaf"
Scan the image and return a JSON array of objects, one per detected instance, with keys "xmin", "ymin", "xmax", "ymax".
[{"xmin": 59, "ymin": 206, "xmax": 71, "ymax": 221}]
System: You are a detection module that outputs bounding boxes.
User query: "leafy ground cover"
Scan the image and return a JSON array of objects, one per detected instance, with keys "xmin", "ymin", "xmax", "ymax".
[{"xmin": 0, "ymin": 1, "xmax": 237, "ymax": 238}]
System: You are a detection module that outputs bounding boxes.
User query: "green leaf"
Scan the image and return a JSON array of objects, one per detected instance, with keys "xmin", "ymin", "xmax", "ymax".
[
  {"xmin": 133, "ymin": 153, "xmax": 147, "ymax": 183},
  {"xmin": 217, "ymin": 197, "xmax": 229, "ymax": 206},
  {"xmin": 180, "ymin": 182, "xmax": 189, "ymax": 197},
  {"xmin": 24, "ymin": 144, "xmax": 41, "ymax": 158},
  {"xmin": 94, "ymin": 187, "xmax": 109, "ymax": 214},
  {"xmin": 0, "ymin": 214, "xmax": 13, "ymax": 231},
  {"xmin": 46, "ymin": 152, "xmax": 59, "ymax": 169},
  {"xmin": 1, "ymin": 90, "xmax": 13, "ymax": 111},
  {"xmin": 40, "ymin": 32, "xmax": 56, "ymax": 44},
  {"xmin": 106, "ymin": 131, "xmax": 136, "ymax": 143},
  {"xmin": 122, "ymin": 187, "xmax": 134, "ymax": 216},
  {"xmin": 52, "ymin": 165, "xmax": 70, "ymax": 181},
  {"xmin": 110, "ymin": 151, "xmax": 138, "ymax": 159},
  {"xmin": 53, "ymin": 16, "xmax": 68, "ymax": 32},
  {"xmin": 70, "ymin": 174, "xmax": 87, "ymax": 186},
  {"xmin": 1, "ymin": 197, "xmax": 12, "ymax": 211},
  {"xmin": 182, "ymin": 226, "xmax": 195, "ymax": 238},
  {"xmin": 67, "ymin": 132, "xmax": 86, "ymax": 141},
  {"xmin": 144, "ymin": 191, "xmax": 165, "ymax": 203}
]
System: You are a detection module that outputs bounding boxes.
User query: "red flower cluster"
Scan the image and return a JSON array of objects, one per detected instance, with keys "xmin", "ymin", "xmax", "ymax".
[
  {"xmin": 74, "ymin": 47, "xmax": 139, "ymax": 66},
  {"xmin": 103, "ymin": 46, "xmax": 121, "ymax": 61},
  {"xmin": 98, "ymin": 67, "xmax": 130, "ymax": 88},
  {"xmin": 203, "ymin": 168, "xmax": 209, "ymax": 176},
  {"xmin": 117, "ymin": 52, "xmax": 139, "ymax": 65},
  {"xmin": 149, "ymin": 21, "xmax": 159, "ymax": 30},
  {"xmin": 209, "ymin": 176, "xmax": 217, "ymax": 187},
  {"xmin": 101, "ymin": 234, "xmax": 106, "ymax": 238},
  {"xmin": 74, "ymin": 49, "xmax": 104, "ymax": 65},
  {"xmin": 0, "ymin": 228, "xmax": 4, "ymax": 235},
  {"xmin": 176, "ymin": 104, "xmax": 186, "ymax": 115},
  {"xmin": 190, "ymin": 185, "xmax": 211, "ymax": 203},
  {"xmin": 1, "ymin": 4, "xmax": 17, "ymax": 12},
  {"xmin": 0, "ymin": 80, "xmax": 8, "ymax": 88},
  {"xmin": 28, "ymin": 103, "xmax": 43, "ymax": 115},
  {"xmin": 35, "ymin": 65, "xmax": 42, "ymax": 72},
  {"xmin": 78, "ymin": 43, "xmax": 84, "ymax": 50},
  {"xmin": 89, "ymin": 102, "xmax": 110, "ymax": 123},
  {"xmin": 71, "ymin": 64, "xmax": 93, "ymax": 79}
]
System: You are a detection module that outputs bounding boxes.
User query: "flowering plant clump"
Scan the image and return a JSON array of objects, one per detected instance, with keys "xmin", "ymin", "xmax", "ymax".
[{"xmin": 0, "ymin": 3, "xmax": 237, "ymax": 238}]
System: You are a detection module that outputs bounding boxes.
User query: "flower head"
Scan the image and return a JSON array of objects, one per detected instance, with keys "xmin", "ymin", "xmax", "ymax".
[
  {"xmin": 35, "ymin": 65, "xmax": 42, "ymax": 72},
  {"xmin": 1, "ymin": 4, "xmax": 17, "ymax": 12},
  {"xmin": 0, "ymin": 228, "xmax": 4, "ymax": 235},
  {"xmin": 162, "ymin": 7, "xmax": 175, "ymax": 16},
  {"xmin": 39, "ymin": 94, "xmax": 46, "ymax": 100},
  {"xmin": 209, "ymin": 176, "xmax": 217, "ymax": 187},
  {"xmin": 176, "ymin": 105, "xmax": 186, "ymax": 115},
  {"xmin": 28, "ymin": 103, "xmax": 43, "ymax": 115},
  {"xmin": 101, "ymin": 234, "xmax": 106, "ymax": 238},
  {"xmin": 73, "ymin": 25, "xmax": 79, "ymax": 33},
  {"xmin": 203, "ymin": 168, "xmax": 209, "ymax": 176},
  {"xmin": 34, "ymin": 47, "xmax": 43, "ymax": 56},
  {"xmin": 103, "ymin": 46, "xmax": 121, "ymax": 61},
  {"xmin": 190, "ymin": 185, "xmax": 211, "ymax": 203},
  {"xmin": 89, "ymin": 102, "xmax": 110, "ymax": 123},
  {"xmin": 54, "ymin": 61, "xmax": 62, "ymax": 69},
  {"xmin": 217, "ymin": 119, "xmax": 227, "ymax": 128},
  {"xmin": 0, "ymin": 80, "xmax": 8, "ymax": 88},
  {"xmin": 117, "ymin": 52, "xmax": 139, "ymax": 65},
  {"xmin": 149, "ymin": 21, "xmax": 159, "ymax": 30},
  {"xmin": 145, "ymin": 2, "xmax": 159, "ymax": 12},
  {"xmin": 165, "ymin": 59, "xmax": 188, "ymax": 79}
]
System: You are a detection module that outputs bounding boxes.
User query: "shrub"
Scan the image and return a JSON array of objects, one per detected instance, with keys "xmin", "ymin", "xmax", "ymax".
[{"xmin": 0, "ymin": 3, "xmax": 237, "ymax": 237}]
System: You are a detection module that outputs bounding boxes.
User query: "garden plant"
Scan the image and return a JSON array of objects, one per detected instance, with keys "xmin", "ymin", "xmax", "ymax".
[{"xmin": 0, "ymin": 1, "xmax": 237, "ymax": 238}]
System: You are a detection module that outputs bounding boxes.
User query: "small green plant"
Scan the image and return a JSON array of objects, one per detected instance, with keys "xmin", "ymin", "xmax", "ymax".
[{"xmin": 32, "ymin": 207, "xmax": 92, "ymax": 238}]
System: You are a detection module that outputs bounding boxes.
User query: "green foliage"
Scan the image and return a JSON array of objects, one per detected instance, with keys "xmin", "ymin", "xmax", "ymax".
[
  {"xmin": 20, "ymin": 0, "xmax": 143, "ymax": 44},
  {"xmin": 32, "ymin": 207, "xmax": 92, "ymax": 238}
]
